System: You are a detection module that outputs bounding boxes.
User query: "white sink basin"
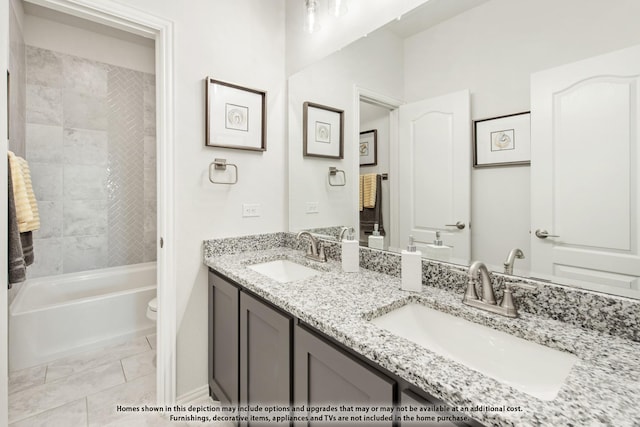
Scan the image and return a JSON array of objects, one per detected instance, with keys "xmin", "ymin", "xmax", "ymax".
[
  {"xmin": 248, "ymin": 259, "xmax": 321, "ymax": 283},
  {"xmin": 370, "ymin": 303, "xmax": 577, "ymax": 400}
]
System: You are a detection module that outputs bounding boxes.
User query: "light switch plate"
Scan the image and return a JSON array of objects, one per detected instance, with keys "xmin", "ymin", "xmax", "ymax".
[
  {"xmin": 242, "ymin": 203, "xmax": 261, "ymax": 217},
  {"xmin": 306, "ymin": 202, "xmax": 319, "ymax": 214}
]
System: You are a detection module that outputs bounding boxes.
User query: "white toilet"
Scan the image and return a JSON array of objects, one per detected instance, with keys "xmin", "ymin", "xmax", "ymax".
[
  {"xmin": 146, "ymin": 297, "xmax": 157, "ymax": 367},
  {"xmin": 146, "ymin": 297, "xmax": 157, "ymax": 321}
]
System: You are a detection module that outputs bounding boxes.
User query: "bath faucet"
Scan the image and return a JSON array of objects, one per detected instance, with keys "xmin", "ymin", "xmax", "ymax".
[
  {"xmin": 503, "ymin": 248, "xmax": 525, "ymax": 275},
  {"xmin": 463, "ymin": 261, "xmax": 517, "ymax": 318},
  {"xmin": 297, "ymin": 231, "xmax": 327, "ymax": 262}
]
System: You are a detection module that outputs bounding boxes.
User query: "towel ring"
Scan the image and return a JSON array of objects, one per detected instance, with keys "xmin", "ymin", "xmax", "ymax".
[
  {"xmin": 209, "ymin": 158, "xmax": 238, "ymax": 185},
  {"xmin": 328, "ymin": 167, "xmax": 346, "ymax": 187}
]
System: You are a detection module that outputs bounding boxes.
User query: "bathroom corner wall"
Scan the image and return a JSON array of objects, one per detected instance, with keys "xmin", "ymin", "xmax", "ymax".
[
  {"xmin": 25, "ymin": 46, "xmax": 156, "ymax": 277},
  {"xmin": 8, "ymin": 0, "xmax": 26, "ymax": 159}
]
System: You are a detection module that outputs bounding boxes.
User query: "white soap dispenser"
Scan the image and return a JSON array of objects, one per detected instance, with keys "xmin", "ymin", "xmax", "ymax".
[
  {"xmin": 425, "ymin": 231, "xmax": 452, "ymax": 262},
  {"xmin": 401, "ymin": 235, "xmax": 423, "ymax": 292},
  {"xmin": 368, "ymin": 223, "xmax": 384, "ymax": 250},
  {"xmin": 341, "ymin": 227, "xmax": 359, "ymax": 273}
]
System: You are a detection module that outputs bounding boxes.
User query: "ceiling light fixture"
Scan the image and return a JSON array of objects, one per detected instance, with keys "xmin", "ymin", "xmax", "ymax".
[
  {"xmin": 304, "ymin": 0, "xmax": 321, "ymax": 33},
  {"xmin": 328, "ymin": 0, "xmax": 348, "ymax": 17}
]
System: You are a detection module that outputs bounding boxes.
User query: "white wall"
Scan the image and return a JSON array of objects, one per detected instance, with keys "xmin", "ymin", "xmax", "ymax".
[
  {"xmin": 1, "ymin": 0, "xmax": 14, "ymax": 423},
  {"xmin": 102, "ymin": 0, "xmax": 287, "ymax": 397},
  {"xmin": 288, "ymin": 29, "xmax": 404, "ymax": 235},
  {"xmin": 285, "ymin": 0, "xmax": 428, "ymax": 75},
  {"xmin": 24, "ymin": 14, "xmax": 154, "ymax": 74},
  {"xmin": 404, "ymin": 0, "xmax": 640, "ymax": 272},
  {"xmin": 359, "ymin": 101, "xmax": 391, "ymax": 248}
]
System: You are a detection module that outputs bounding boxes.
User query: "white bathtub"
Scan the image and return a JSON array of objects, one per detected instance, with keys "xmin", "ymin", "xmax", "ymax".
[{"xmin": 9, "ymin": 262, "xmax": 157, "ymax": 371}]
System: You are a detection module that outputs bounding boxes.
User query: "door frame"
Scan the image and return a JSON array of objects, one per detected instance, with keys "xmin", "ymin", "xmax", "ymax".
[
  {"xmin": 354, "ymin": 86, "xmax": 403, "ymax": 252},
  {"xmin": 2, "ymin": 0, "xmax": 177, "ymax": 413}
]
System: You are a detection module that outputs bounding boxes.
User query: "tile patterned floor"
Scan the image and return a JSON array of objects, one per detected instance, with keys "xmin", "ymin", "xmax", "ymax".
[{"xmin": 8, "ymin": 335, "xmax": 232, "ymax": 426}]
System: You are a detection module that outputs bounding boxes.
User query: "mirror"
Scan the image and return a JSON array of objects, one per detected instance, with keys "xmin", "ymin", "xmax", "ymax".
[{"xmin": 288, "ymin": 0, "xmax": 640, "ymax": 299}]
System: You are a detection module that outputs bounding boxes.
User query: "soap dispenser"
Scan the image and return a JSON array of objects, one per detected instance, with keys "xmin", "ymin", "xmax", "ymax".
[
  {"xmin": 401, "ymin": 235, "xmax": 423, "ymax": 292},
  {"xmin": 368, "ymin": 223, "xmax": 384, "ymax": 250},
  {"xmin": 341, "ymin": 227, "xmax": 359, "ymax": 273},
  {"xmin": 425, "ymin": 231, "xmax": 452, "ymax": 262}
]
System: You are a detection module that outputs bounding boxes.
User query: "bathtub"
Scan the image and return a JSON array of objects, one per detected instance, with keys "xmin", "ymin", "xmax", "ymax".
[{"xmin": 9, "ymin": 262, "xmax": 157, "ymax": 371}]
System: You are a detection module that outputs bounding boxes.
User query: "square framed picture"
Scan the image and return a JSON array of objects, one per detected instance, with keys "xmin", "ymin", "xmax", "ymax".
[
  {"xmin": 205, "ymin": 77, "xmax": 266, "ymax": 151},
  {"xmin": 303, "ymin": 101, "xmax": 344, "ymax": 159},
  {"xmin": 359, "ymin": 129, "xmax": 377, "ymax": 166},
  {"xmin": 473, "ymin": 112, "xmax": 530, "ymax": 167}
]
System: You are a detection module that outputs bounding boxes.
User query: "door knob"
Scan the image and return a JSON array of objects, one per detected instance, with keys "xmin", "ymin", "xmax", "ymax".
[
  {"xmin": 445, "ymin": 221, "xmax": 466, "ymax": 230},
  {"xmin": 535, "ymin": 229, "xmax": 559, "ymax": 239}
]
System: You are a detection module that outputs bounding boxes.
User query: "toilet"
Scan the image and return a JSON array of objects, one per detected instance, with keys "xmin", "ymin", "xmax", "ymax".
[{"xmin": 146, "ymin": 297, "xmax": 157, "ymax": 321}]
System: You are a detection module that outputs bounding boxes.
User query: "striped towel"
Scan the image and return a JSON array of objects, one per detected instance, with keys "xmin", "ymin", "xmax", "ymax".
[
  {"xmin": 17, "ymin": 157, "xmax": 40, "ymax": 232},
  {"xmin": 362, "ymin": 173, "xmax": 377, "ymax": 208},
  {"xmin": 8, "ymin": 151, "xmax": 34, "ymax": 230}
]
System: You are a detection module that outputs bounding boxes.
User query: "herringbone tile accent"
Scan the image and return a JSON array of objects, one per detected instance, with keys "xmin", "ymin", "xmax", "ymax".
[{"xmin": 106, "ymin": 67, "xmax": 145, "ymax": 267}]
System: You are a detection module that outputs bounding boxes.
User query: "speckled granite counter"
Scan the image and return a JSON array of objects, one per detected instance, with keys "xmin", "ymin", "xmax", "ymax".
[{"xmin": 203, "ymin": 234, "xmax": 640, "ymax": 427}]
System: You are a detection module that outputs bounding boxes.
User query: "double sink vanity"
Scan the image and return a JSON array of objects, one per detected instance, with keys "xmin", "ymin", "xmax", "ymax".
[{"xmin": 203, "ymin": 232, "xmax": 640, "ymax": 426}]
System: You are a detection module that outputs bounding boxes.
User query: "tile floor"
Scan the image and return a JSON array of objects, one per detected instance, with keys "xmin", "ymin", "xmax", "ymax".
[{"xmin": 8, "ymin": 335, "xmax": 233, "ymax": 426}]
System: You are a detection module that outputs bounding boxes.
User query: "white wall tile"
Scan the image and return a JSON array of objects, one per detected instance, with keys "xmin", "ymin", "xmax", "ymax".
[
  {"xmin": 63, "ymin": 164, "xmax": 107, "ymax": 200},
  {"xmin": 63, "ymin": 128, "xmax": 108, "ymax": 165},
  {"xmin": 26, "ymin": 84, "xmax": 62, "ymax": 125},
  {"xmin": 32, "ymin": 200, "xmax": 62, "ymax": 239},
  {"xmin": 25, "ymin": 123, "xmax": 63, "ymax": 163},
  {"xmin": 29, "ymin": 162, "xmax": 63, "ymax": 201},
  {"xmin": 63, "ymin": 200, "xmax": 108, "ymax": 237},
  {"xmin": 27, "ymin": 238, "xmax": 63, "ymax": 278},
  {"xmin": 62, "ymin": 235, "xmax": 108, "ymax": 273},
  {"xmin": 63, "ymin": 90, "xmax": 107, "ymax": 131},
  {"xmin": 26, "ymin": 46, "xmax": 63, "ymax": 88},
  {"xmin": 62, "ymin": 54, "xmax": 108, "ymax": 96}
]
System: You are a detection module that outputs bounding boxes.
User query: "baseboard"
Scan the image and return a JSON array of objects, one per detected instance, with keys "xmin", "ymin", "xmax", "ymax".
[{"xmin": 176, "ymin": 384, "xmax": 210, "ymax": 404}]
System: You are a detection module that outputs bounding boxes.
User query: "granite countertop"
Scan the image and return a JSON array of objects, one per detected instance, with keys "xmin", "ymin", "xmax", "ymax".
[{"xmin": 203, "ymin": 244, "xmax": 640, "ymax": 427}]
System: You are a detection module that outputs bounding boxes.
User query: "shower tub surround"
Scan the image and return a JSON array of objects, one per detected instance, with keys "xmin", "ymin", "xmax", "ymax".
[
  {"xmin": 25, "ymin": 45, "xmax": 157, "ymax": 278},
  {"xmin": 203, "ymin": 232, "xmax": 640, "ymax": 427}
]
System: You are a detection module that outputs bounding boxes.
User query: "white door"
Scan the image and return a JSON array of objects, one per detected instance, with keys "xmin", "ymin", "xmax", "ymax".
[
  {"xmin": 398, "ymin": 90, "xmax": 470, "ymax": 263},
  {"xmin": 531, "ymin": 44, "xmax": 640, "ymax": 296}
]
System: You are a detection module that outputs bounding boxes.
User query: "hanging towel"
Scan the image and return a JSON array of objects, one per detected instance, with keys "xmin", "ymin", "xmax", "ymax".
[
  {"xmin": 359, "ymin": 175, "xmax": 364, "ymax": 211},
  {"xmin": 362, "ymin": 173, "xmax": 377, "ymax": 208},
  {"xmin": 8, "ymin": 151, "xmax": 34, "ymax": 230},
  {"xmin": 21, "ymin": 232, "xmax": 34, "ymax": 266},
  {"xmin": 360, "ymin": 174, "xmax": 384, "ymax": 241},
  {"xmin": 17, "ymin": 157, "xmax": 40, "ymax": 232},
  {"xmin": 8, "ymin": 159, "xmax": 26, "ymax": 287}
]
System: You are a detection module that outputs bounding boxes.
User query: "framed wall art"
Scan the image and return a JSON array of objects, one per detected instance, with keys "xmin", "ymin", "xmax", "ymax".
[
  {"xmin": 205, "ymin": 77, "xmax": 266, "ymax": 151},
  {"xmin": 303, "ymin": 101, "xmax": 344, "ymax": 159},
  {"xmin": 473, "ymin": 111, "xmax": 530, "ymax": 167},
  {"xmin": 359, "ymin": 129, "xmax": 377, "ymax": 166}
]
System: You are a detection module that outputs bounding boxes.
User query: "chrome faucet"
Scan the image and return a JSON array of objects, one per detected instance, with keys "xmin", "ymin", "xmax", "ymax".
[
  {"xmin": 463, "ymin": 261, "xmax": 516, "ymax": 317},
  {"xmin": 503, "ymin": 248, "xmax": 525, "ymax": 275},
  {"xmin": 297, "ymin": 231, "xmax": 327, "ymax": 262}
]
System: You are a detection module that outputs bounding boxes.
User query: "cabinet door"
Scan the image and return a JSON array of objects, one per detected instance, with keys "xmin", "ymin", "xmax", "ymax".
[
  {"xmin": 208, "ymin": 271, "xmax": 239, "ymax": 407},
  {"xmin": 240, "ymin": 292, "xmax": 292, "ymax": 427},
  {"xmin": 294, "ymin": 325, "xmax": 394, "ymax": 427}
]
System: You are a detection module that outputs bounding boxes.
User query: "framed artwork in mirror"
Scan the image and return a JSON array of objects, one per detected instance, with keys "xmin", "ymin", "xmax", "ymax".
[
  {"xmin": 473, "ymin": 111, "xmax": 530, "ymax": 167},
  {"xmin": 303, "ymin": 101, "xmax": 344, "ymax": 159},
  {"xmin": 359, "ymin": 129, "xmax": 377, "ymax": 166},
  {"xmin": 205, "ymin": 77, "xmax": 266, "ymax": 151}
]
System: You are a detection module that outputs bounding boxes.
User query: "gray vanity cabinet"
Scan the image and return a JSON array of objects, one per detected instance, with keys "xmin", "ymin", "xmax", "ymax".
[
  {"xmin": 293, "ymin": 324, "xmax": 395, "ymax": 426},
  {"xmin": 240, "ymin": 291, "xmax": 292, "ymax": 424},
  {"xmin": 208, "ymin": 270, "xmax": 240, "ymax": 407}
]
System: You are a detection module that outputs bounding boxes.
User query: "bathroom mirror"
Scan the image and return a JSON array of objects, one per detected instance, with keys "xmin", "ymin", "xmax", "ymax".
[{"xmin": 288, "ymin": 0, "xmax": 640, "ymax": 299}]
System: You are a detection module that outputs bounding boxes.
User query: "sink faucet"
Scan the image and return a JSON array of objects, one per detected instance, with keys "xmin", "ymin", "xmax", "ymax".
[
  {"xmin": 503, "ymin": 248, "xmax": 525, "ymax": 275},
  {"xmin": 464, "ymin": 261, "xmax": 517, "ymax": 317},
  {"xmin": 297, "ymin": 231, "xmax": 327, "ymax": 262}
]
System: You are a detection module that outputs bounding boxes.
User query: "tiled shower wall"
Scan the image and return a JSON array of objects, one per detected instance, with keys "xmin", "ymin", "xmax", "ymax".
[
  {"xmin": 25, "ymin": 46, "xmax": 156, "ymax": 278},
  {"xmin": 8, "ymin": 1, "xmax": 26, "ymax": 158}
]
